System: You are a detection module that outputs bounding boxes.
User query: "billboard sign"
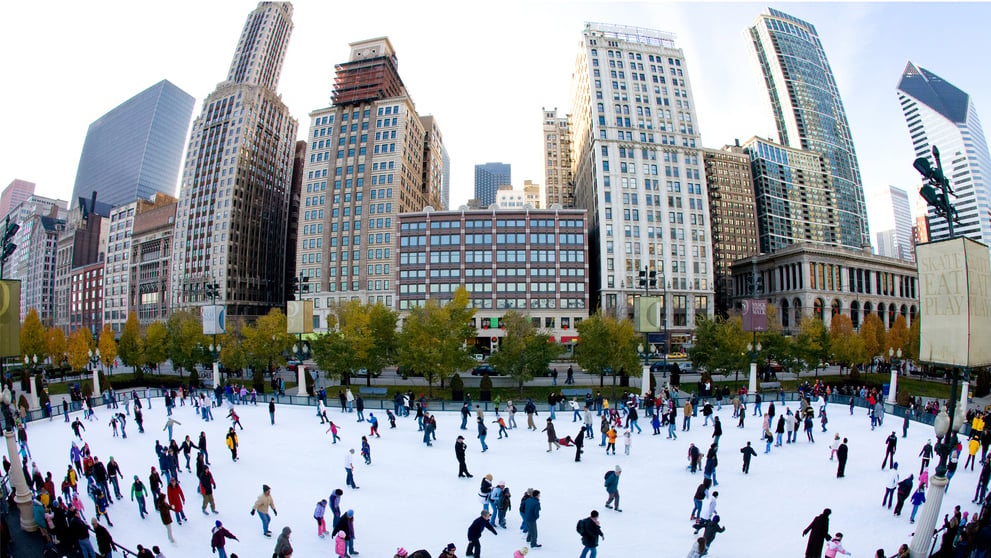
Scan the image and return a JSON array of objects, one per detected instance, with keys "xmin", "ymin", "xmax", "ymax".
[
  {"xmin": 287, "ymin": 300, "xmax": 314, "ymax": 334},
  {"xmin": 917, "ymin": 237, "xmax": 991, "ymax": 367},
  {"xmin": 741, "ymin": 299, "xmax": 768, "ymax": 332},
  {"xmin": 0, "ymin": 280, "xmax": 20, "ymax": 357},
  {"xmin": 634, "ymin": 296, "xmax": 662, "ymax": 333},
  {"xmin": 202, "ymin": 304, "xmax": 226, "ymax": 335}
]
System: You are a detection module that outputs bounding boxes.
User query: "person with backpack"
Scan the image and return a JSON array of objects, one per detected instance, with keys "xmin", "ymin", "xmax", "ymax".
[
  {"xmin": 495, "ymin": 482, "xmax": 511, "ymax": 528},
  {"xmin": 604, "ymin": 466, "xmax": 621, "ymax": 512},
  {"xmin": 577, "ymin": 510, "xmax": 604, "ymax": 558}
]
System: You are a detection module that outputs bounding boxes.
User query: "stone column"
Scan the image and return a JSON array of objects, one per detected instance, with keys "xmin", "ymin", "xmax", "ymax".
[
  {"xmin": 748, "ymin": 361, "xmax": 758, "ymax": 394},
  {"xmin": 641, "ymin": 363, "xmax": 650, "ymax": 397},
  {"xmin": 212, "ymin": 360, "xmax": 221, "ymax": 392},
  {"xmin": 887, "ymin": 366, "xmax": 898, "ymax": 404},
  {"xmin": 4, "ymin": 429, "xmax": 37, "ymax": 532},
  {"xmin": 27, "ymin": 374, "xmax": 39, "ymax": 410},
  {"xmin": 297, "ymin": 364, "xmax": 307, "ymax": 397},
  {"xmin": 909, "ymin": 474, "xmax": 948, "ymax": 557},
  {"xmin": 92, "ymin": 368, "xmax": 100, "ymax": 398}
]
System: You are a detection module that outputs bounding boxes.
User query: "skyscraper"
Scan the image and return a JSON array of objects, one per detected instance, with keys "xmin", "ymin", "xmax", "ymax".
[
  {"xmin": 5, "ymin": 195, "xmax": 67, "ymax": 324},
  {"xmin": 743, "ymin": 136, "xmax": 837, "ymax": 254},
  {"xmin": 295, "ymin": 37, "xmax": 443, "ymax": 325},
  {"xmin": 702, "ymin": 143, "xmax": 758, "ymax": 317},
  {"xmin": 474, "ymin": 162, "xmax": 511, "ymax": 207},
  {"xmin": 0, "ymin": 179, "xmax": 36, "ymax": 219},
  {"xmin": 570, "ymin": 22, "xmax": 714, "ymax": 350},
  {"xmin": 171, "ymin": 1, "xmax": 298, "ymax": 317},
  {"xmin": 543, "ymin": 108, "xmax": 574, "ymax": 208},
  {"xmin": 749, "ymin": 8, "xmax": 869, "ymax": 250},
  {"xmin": 897, "ymin": 62, "xmax": 991, "ymax": 247},
  {"xmin": 872, "ymin": 185, "xmax": 914, "ymax": 261},
  {"xmin": 70, "ymin": 80, "xmax": 194, "ymax": 209}
]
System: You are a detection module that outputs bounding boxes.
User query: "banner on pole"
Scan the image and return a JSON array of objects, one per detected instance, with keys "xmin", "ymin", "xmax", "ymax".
[
  {"xmin": 0, "ymin": 280, "xmax": 20, "ymax": 357},
  {"xmin": 741, "ymin": 299, "xmax": 768, "ymax": 333}
]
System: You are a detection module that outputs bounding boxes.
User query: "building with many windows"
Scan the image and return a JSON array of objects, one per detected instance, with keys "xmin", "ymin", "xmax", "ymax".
[
  {"xmin": 129, "ymin": 195, "xmax": 178, "ymax": 324},
  {"xmin": 171, "ymin": 1, "xmax": 298, "ymax": 317},
  {"xmin": 701, "ymin": 143, "xmax": 758, "ymax": 317},
  {"xmin": 743, "ymin": 136, "xmax": 838, "ymax": 253},
  {"xmin": 474, "ymin": 162, "xmax": 512, "ymax": 208},
  {"xmin": 569, "ymin": 22, "xmax": 714, "ymax": 351},
  {"xmin": 295, "ymin": 37, "xmax": 443, "ymax": 323},
  {"xmin": 0, "ymin": 180, "xmax": 36, "ymax": 220},
  {"xmin": 496, "ymin": 181, "xmax": 542, "ymax": 209},
  {"xmin": 543, "ymin": 108, "xmax": 574, "ymax": 208},
  {"xmin": 749, "ymin": 8, "xmax": 869, "ymax": 250},
  {"xmin": 5, "ymin": 195, "xmax": 67, "ymax": 324},
  {"xmin": 897, "ymin": 62, "xmax": 991, "ymax": 249},
  {"xmin": 397, "ymin": 207, "xmax": 588, "ymax": 354},
  {"xmin": 70, "ymin": 80, "xmax": 194, "ymax": 209},
  {"xmin": 730, "ymin": 243, "xmax": 918, "ymax": 335},
  {"xmin": 55, "ymin": 195, "xmax": 111, "ymax": 333}
]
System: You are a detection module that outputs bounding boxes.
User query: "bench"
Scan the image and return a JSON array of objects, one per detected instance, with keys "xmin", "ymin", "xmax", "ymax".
[
  {"xmin": 561, "ymin": 388, "xmax": 590, "ymax": 398},
  {"xmin": 358, "ymin": 387, "xmax": 388, "ymax": 397},
  {"xmin": 759, "ymin": 382, "xmax": 782, "ymax": 390}
]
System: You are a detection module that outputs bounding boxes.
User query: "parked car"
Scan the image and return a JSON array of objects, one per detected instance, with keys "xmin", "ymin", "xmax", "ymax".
[
  {"xmin": 471, "ymin": 354, "xmax": 485, "ymax": 363},
  {"xmin": 471, "ymin": 364, "xmax": 496, "ymax": 376},
  {"xmin": 666, "ymin": 352, "xmax": 688, "ymax": 360}
]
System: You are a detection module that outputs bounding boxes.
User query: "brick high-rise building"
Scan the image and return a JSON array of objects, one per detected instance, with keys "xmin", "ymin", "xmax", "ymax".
[
  {"xmin": 543, "ymin": 108, "xmax": 573, "ymax": 208},
  {"xmin": 295, "ymin": 37, "xmax": 444, "ymax": 327}
]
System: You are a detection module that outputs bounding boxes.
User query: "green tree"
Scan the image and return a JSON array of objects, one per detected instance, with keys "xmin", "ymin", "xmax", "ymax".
[
  {"xmin": 574, "ymin": 312, "xmax": 640, "ymax": 393},
  {"xmin": 795, "ymin": 317, "xmax": 830, "ymax": 372},
  {"xmin": 488, "ymin": 311, "xmax": 561, "ymax": 394},
  {"xmin": 67, "ymin": 328, "xmax": 92, "ymax": 373},
  {"xmin": 366, "ymin": 302, "xmax": 399, "ymax": 381},
  {"xmin": 20, "ymin": 308, "xmax": 47, "ymax": 362},
  {"xmin": 97, "ymin": 324, "xmax": 118, "ymax": 377},
  {"xmin": 830, "ymin": 314, "xmax": 867, "ymax": 372},
  {"xmin": 689, "ymin": 316, "xmax": 719, "ymax": 372},
  {"xmin": 143, "ymin": 321, "xmax": 168, "ymax": 372},
  {"xmin": 859, "ymin": 313, "xmax": 886, "ymax": 370},
  {"xmin": 46, "ymin": 326, "xmax": 67, "ymax": 369},
  {"xmin": 219, "ymin": 318, "xmax": 248, "ymax": 380},
  {"xmin": 166, "ymin": 311, "xmax": 204, "ymax": 377},
  {"xmin": 396, "ymin": 287, "xmax": 476, "ymax": 396},
  {"xmin": 713, "ymin": 316, "xmax": 749, "ymax": 381},
  {"xmin": 118, "ymin": 312, "xmax": 143, "ymax": 373},
  {"xmin": 242, "ymin": 308, "xmax": 293, "ymax": 373}
]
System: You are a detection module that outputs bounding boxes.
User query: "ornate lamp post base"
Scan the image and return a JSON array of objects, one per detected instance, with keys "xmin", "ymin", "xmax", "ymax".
[
  {"xmin": 4, "ymin": 430, "xmax": 37, "ymax": 532},
  {"xmin": 909, "ymin": 474, "xmax": 948, "ymax": 557}
]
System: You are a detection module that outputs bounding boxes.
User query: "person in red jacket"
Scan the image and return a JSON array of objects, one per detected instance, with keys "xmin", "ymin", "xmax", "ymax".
[{"xmin": 167, "ymin": 477, "xmax": 187, "ymax": 524}]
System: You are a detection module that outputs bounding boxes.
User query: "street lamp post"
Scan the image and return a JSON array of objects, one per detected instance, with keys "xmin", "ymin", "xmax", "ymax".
[
  {"xmin": 205, "ymin": 282, "xmax": 222, "ymax": 389},
  {"xmin": 292, "ymin": 273, "xmax": 310, "ymax": 397},
  {"xmin": 909, "ymin": 368, "xmax": 968, "ymax": 557},
  {"xmin": 23, "ymin": 354, "xmax": 38, "ymax": 410},
  {"xmin": 88, "ymin": 348, "xmax": 101, "ymax": 396},
  {"xmin": 637, "ymin": 267, "xmax": 656, "ymax": 395},
  {"xmin": 746, "ymin": 341, "xmax": 762, "ymax": 390},
  {"xmin": 887, "ymin": 348, "xmax": 902, "ymax": 404},
  {"xmin": 1, "ymin": 386, "xmax": 37, "ymax": 532}
]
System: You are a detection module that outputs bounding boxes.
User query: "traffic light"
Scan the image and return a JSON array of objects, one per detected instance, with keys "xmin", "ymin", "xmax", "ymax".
[
  {"xmin": 1, "ymin": 216, "xmax": 18, "ymax": 268},
  {"xmin": 292, "ymin": 275, "xmax": 310, "ymax": 296},
  {"xmin": 914, "ymin": 147, "xmax": 956, "ymax": 226}
]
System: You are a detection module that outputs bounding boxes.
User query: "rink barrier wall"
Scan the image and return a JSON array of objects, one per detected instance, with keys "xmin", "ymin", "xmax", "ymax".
[{"xmin": 17, "ymin": 388, "xmax": 948, "ymax": 433}]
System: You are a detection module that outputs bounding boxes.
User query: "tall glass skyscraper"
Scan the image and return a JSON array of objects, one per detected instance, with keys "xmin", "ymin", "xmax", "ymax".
[
  {"xmin": 897, "ymin": 62, "xmax": 991, "ymax": 247},
  {"xmin": 474, "ymin": 162, "xmax": 511, "ymax": 207},
  {"xmin": 70, "ymin": 80, "xmax": 194, "ymax": 209},
  {"xmin": 749, "ymin": 8, "xmax": 869, "ymax": 250},
  {"xmin": 171, "ymin": 1, "xmax": 298, "ymax": 317}
]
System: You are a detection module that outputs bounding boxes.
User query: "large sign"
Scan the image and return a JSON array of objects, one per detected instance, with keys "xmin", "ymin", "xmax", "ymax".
[
  {"xmin": 917, "ymin": 237, "xmax": 991, "ymax": 367},
  {"xmin": 202, "ymin": 304, "xmax": 227, "ymax": 335},
  {"xmin": 634, "ymin": 296, "xmax": 662, "ymax": 333},
  {"xmin": 741, "ymin": 299, "xmax": 768, "ymax": 332},
  {"xmin": 0, "ymin": 280, "xmax": 20, "ymax": 357},
  {"xmin": 287, "ymin": 300, "xmax": 314, "ymax": 334}
]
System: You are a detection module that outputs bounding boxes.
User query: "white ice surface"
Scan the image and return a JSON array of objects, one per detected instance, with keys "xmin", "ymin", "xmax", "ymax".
[{"xmin": 24, "ymin": 395, "xmax": 981, "ymax": 557}]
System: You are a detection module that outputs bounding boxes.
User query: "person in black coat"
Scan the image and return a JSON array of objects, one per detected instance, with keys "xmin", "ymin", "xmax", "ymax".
[
  {"xmin": 740, "ymin": 442, "xmax": 758, "ymax": 474},
  {"xmin": 466, "ymin": 510, "xmax": 498, "ymax": 558},
  {"xmin": 893, "ymin": 474, "xmax": 914, "ymax": 515},
  {"xmin": 836, "ymin": 439, "xmax": 849, "ymax": 478},
  {"xmin": 91, "ymin": 517, "xmax": 114, "ymax": 556},
  {"xmin": 456, "ymin": 436, "xmax": 472, "ymax": 478},
  {"xmin": 578, "ymin": 510, "xmax": 604, "ymax": 551},
  {"xmin": 803, "ymin": 508, "xmax": 831, "ymax": 558},
  {"xmin": 575, "ymin": 426, "xmax": 586, "ymax": 462}
]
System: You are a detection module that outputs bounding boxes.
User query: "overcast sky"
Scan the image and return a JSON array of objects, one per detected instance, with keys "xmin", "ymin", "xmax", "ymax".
[{"xmin": 3, "ymin": 1, "xmax": 989, "ymax": 239}]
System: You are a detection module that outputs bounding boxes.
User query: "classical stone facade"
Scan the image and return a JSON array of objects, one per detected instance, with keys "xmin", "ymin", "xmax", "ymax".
[{"xmin": 730, "ymin": 243, "xmax": 918, "ymax": 335}]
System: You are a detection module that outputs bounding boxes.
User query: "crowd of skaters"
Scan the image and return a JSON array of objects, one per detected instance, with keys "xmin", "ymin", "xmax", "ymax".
[{"xmin": 6, "ymin": 377, "xmax": 991, "ymax": 557}]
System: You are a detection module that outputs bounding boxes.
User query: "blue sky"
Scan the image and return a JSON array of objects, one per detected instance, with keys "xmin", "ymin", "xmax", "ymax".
[{"xmin": 2, "ymin": 1, "xmax": 989, "ymax": 241}]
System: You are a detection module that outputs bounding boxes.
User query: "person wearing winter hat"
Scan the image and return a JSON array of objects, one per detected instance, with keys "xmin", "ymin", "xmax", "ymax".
[
  {"xmin": 394, "ymin": 548, "xmax": 409, "ymax": 558},
  {"xmin": 332, "ymin": 509, "xmax": 358, "ymax": 556},
  {"xmin": 439, "ymin": 543, "xmax": 458, "ymax": 558},
  {"xmin": 211, "ymin": 520, "xmax": 239, "ymax": 558},
  {"xmin": 273, "ymin": 526, "xmax": 293, "ymax": 558},
  {"xmin": 514, "ymin": 546, "xmax": 530, "ymax": 558},
  {"xmin": 252, "ymin": 484, "xmax": 278, "ymax": 537}
]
